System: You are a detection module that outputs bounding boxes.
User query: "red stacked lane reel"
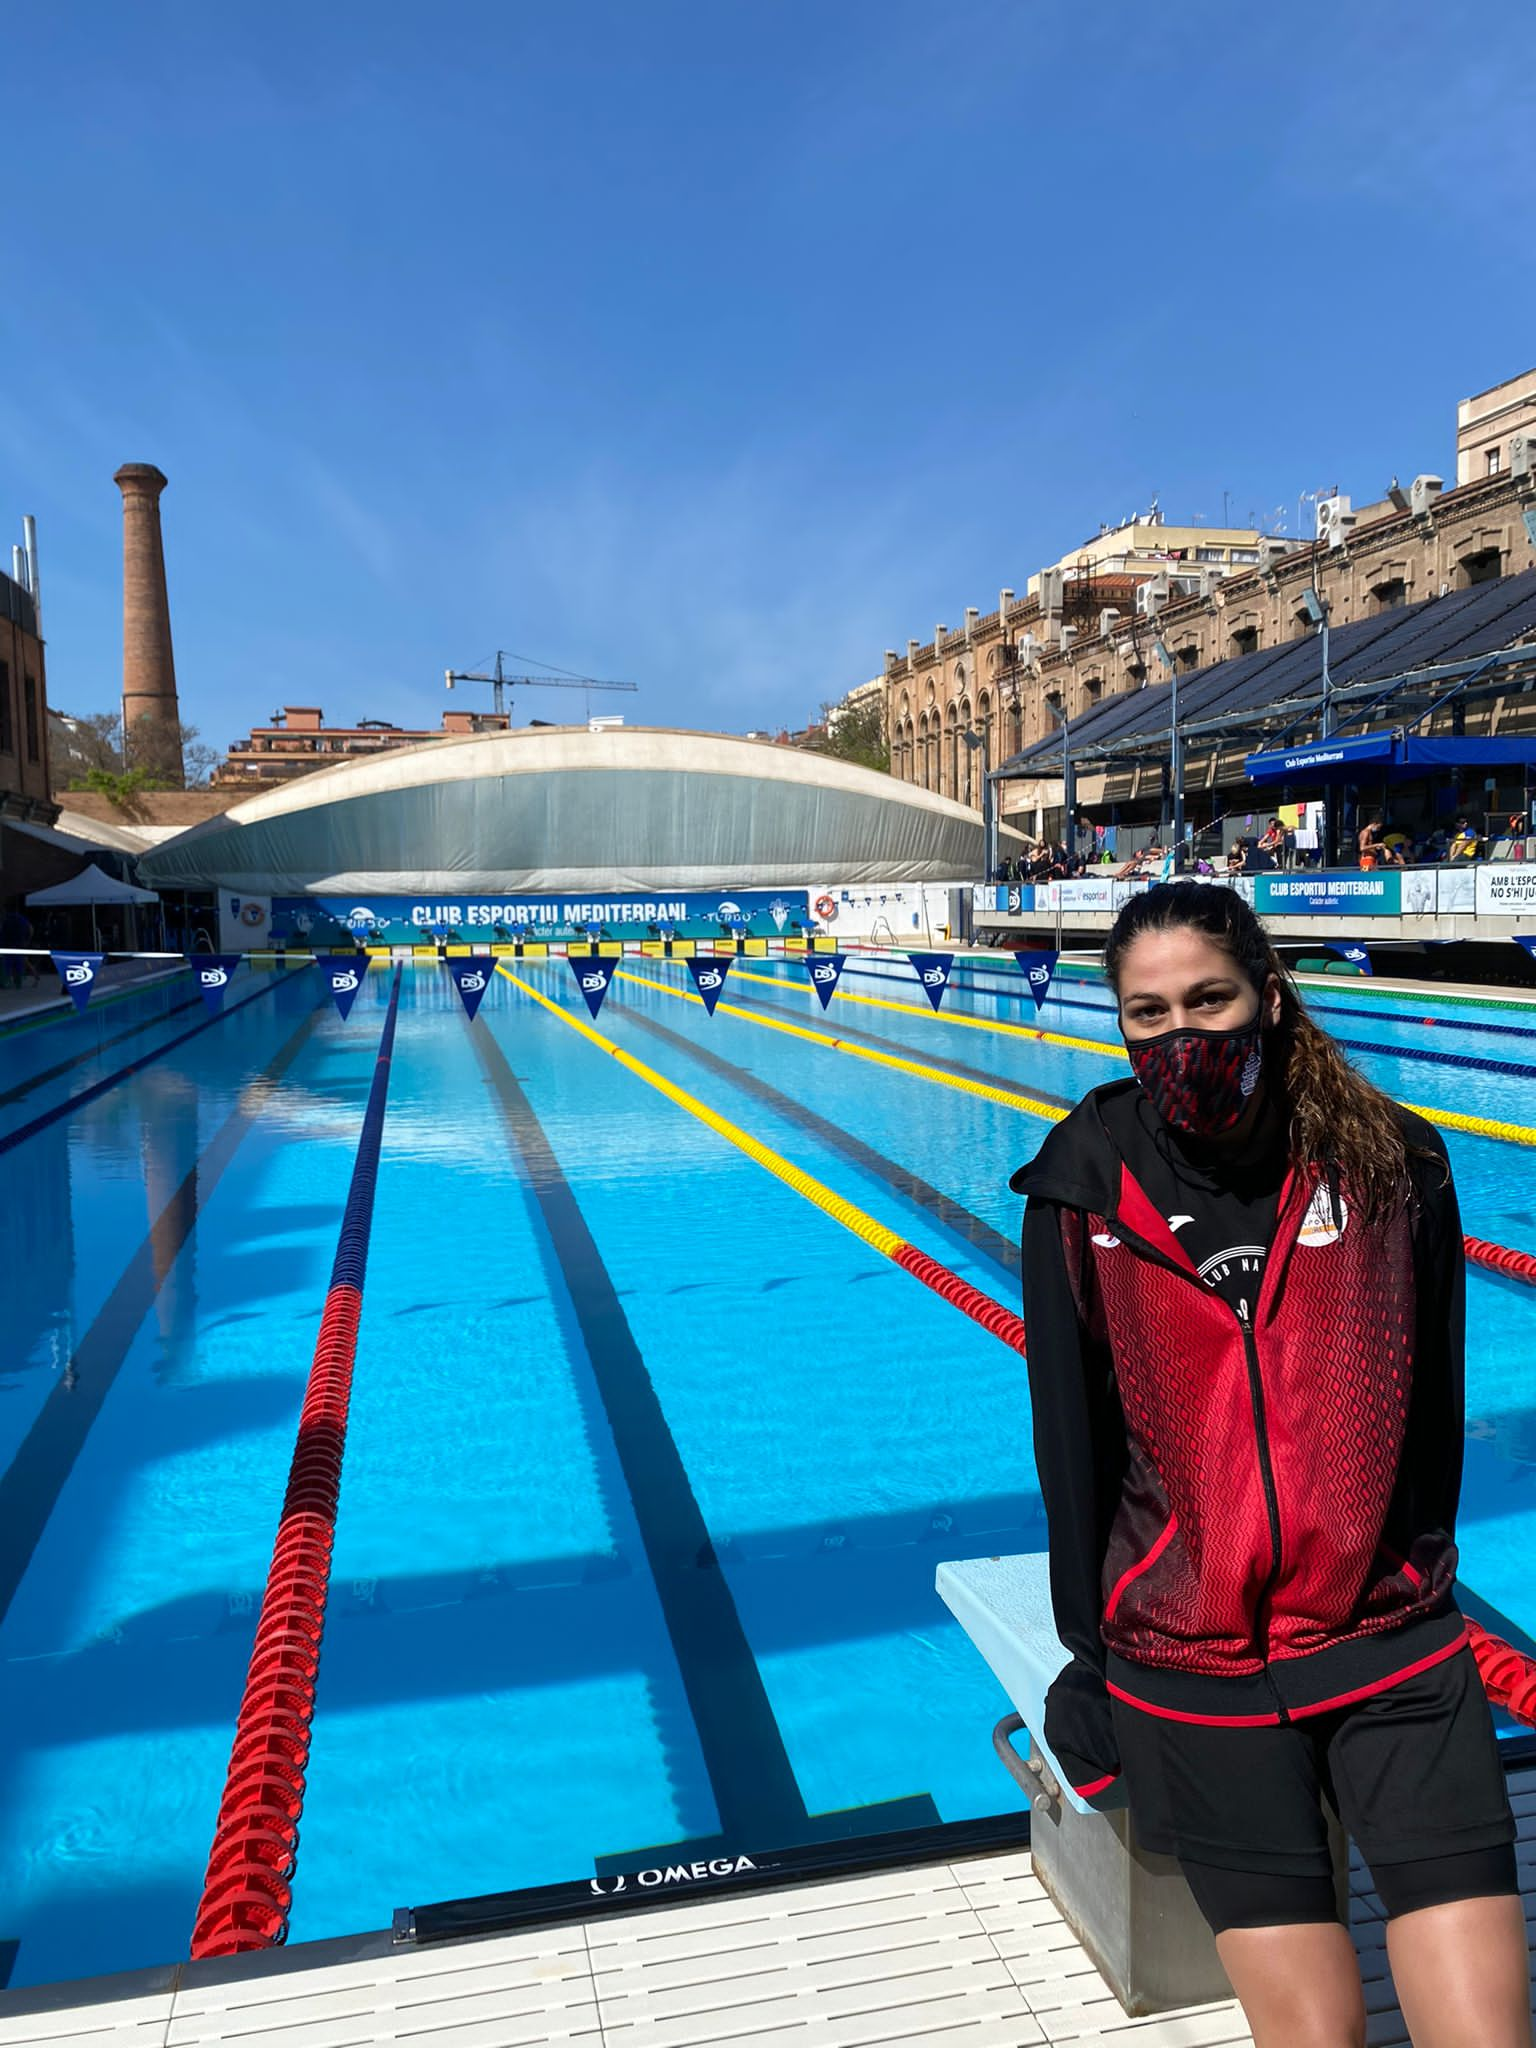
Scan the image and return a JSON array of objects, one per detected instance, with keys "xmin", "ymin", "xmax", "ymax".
[{"xmin": 189, "ymin": 968, "xmax": 401, "ymax": 1959}]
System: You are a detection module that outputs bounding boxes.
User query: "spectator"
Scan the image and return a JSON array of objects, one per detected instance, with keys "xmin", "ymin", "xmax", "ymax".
[
  {"xmin": 1258, "ymin": 817, "xmax": 1284, "ymax": 861},
  {"xmin": 1357, "ymin": 815, "xmax": 1385, "ymax": 869},
  {"xmin": 1448, "ymin": 817, "xmax": 1482, "ymax": 861},
  {"xmin": 1226, "ymin": 838, "xmax": 1246, "ymax": 876}
]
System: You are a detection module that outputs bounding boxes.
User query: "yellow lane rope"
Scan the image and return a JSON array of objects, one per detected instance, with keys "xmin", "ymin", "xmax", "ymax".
[
  {"xmin": 495, "ymin": 964, "xmax": 907, "ymax": 1254},
  {"xmin": 613, "ymin": 969, "xmax": 1068, "ymax": 1124},
  {"xmin": 728, "ymin": 963, "xmax": 1119, "ymax": 1059},
  {"xmin": 611, "ymin": 963, "xmax": 1536, "ymax": 1153}
]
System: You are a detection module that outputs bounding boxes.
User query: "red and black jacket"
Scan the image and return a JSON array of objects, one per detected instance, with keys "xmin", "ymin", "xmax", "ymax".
[{"xmin": 1012, "ymin": 1079, "xmax": 1466, "ymax": 1806}]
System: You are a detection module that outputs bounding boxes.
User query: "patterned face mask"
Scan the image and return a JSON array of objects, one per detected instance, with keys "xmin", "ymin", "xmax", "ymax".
[{"xmin": 1125, "ymin": 1018, "xmax": 1265, "ymax": 1137}]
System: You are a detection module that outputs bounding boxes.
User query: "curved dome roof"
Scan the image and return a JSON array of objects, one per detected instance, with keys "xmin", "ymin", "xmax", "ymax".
[{"xmin": 139, "ymin": 725, "xmax": 1009, "ymax": 896}]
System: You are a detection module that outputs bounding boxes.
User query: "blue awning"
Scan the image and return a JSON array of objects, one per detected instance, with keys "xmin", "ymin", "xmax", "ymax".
[
  {"xmin": 1246, "ymin": 732, "xmax": 1536, "ymax": 785},
  {"xmin": 1245, "ymin": 733, "xmax": 1395, "ymax": 783}
]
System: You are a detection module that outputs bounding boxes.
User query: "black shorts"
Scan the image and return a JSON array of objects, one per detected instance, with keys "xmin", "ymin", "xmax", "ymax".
[{"xmin": 1111, "ymin": 1645, "xmax": 1517, "ymax": 1927}]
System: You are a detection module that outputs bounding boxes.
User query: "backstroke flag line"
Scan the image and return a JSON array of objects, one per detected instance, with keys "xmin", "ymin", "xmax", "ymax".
[
  {"xmin": 193, "ymin": 954, "xmax": 243, "ymax": 1016},
  {"xmin": 1516, "ymin": 935, "xmax": 1536, "ymax": 964},
  {"xmin": 567, "ymin": 953, "xmax": 616, "ymax": 1020},
  {"xmin": 1325, "ymin": 941, "xmax": 1373, "ymax": 976},
  {"xmin": 51, "ymin": 952, "xmax": 105, "ymax": 1014},
  {"xmin": 448, "ymin": 956, "xmax": 495, "ymax": 1022},
  {"xmin": 685, "ymin": 954, "xmax": 732, "ymax": 1015},
  {"xmin": 806, "ymin": 952, "xmax": 847, "ymax": 1010},
  {"xmin": 907, "ymin": 952, "xmax": 953, "ymax": 1012},
  {"xmin": 1014, "ymin": 949, "xmax": 1058, "ymax": 1012},
  {"xmin": 324, "ymin": 960, "xmax": 366, "ymax": 1020}
]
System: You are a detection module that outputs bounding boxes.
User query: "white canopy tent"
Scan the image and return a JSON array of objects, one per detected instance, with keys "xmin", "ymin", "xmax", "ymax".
[{"xmin": 26, "ymin": 862, "xmax": 159, "ymax": 949}]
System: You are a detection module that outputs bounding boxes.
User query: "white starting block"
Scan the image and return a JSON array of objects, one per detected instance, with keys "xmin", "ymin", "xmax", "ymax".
[{"xmin": 937, "ymin": 1552, "xmax": 1254, "ymax": 2017}]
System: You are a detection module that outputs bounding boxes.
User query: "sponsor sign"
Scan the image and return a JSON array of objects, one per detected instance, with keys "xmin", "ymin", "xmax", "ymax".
[
  {"xmin": 271, "ymin": 889, "xmax": 805, "ymax": 944},
  {"xmin": 685, "ymin": 954, "xmax": 733, "ymax": 1015},
  {"xmin": 806, "ymin": 951, "xmax": 847, "ymax": 1010},
  {"xmin": 447, "ymin": 956, "xmax": 495, "ymax": 1021},
  {"xmin": 1475, "ymin": 864, "xmax": 1536, "ymax": 917},
  {"xmin": 907, "ymin": 952, "xmax": 953, "ymax": 1012},
  {"xmin": 1058, "ymin": 878, "xmax": 1116, "ymax": 913},
  {"xmin": 1253, "ymin": 872, "xmax": 1402, "ymax": 917},
  {"xmin": 323, "ymin": 960, "xmax": 366, "ymax": 1019},
  {"xmin": 193, "ymin": 954, "xmax": 243, "ymax": 1015},
  {"xmin": 1325, "ymin": 941, "xmax": 1373, "ymax": 976},
  {"xmin": 51, "ymin": 951, "xmax": 104, "ymax": 1014},
  {"xmin": 1014, "ymin": 949, "xmax": 1058, "ymax": 1011},
  {"xmin": 567, "ymin": 953, "xmax": 617, "ymax": 1019}
]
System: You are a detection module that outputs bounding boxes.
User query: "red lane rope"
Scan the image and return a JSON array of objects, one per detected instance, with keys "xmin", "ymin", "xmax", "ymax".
[
  {"xmin": 1463, "ymin": 1235, "xmax": 1536, "ymax": 1286},
  {"xmin": 1467, "ymin": 1617, "xmax": 1536, "ymax": 1727},
  {"xmin": 892, "ymin": 1241, "xmax": 1028, "ymax": 1355},
  {"xmin": 189, "ymin": 967, "xmax": 402, "ymax": 1959}
]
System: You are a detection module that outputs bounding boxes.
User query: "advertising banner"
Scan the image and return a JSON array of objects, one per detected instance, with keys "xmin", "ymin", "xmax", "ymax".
[
  {"xmin": 193, "ymin": 955, "xmax": 243, "ymax": 1014},
  {"xmin": 51, "ymin": 952, "xmax": 104, "ymax": 1013},
  {"xmin": 685, "ymin": 954, "xmax": 732, "ymax": 1015},
  {"xmin": 907, "ymin": 952, "xmax": 954, "ymax": 1011},
  {"xmin": 1475, "ymin": 864, "xmax": 1536, "ymax": 917},
  {"xmin": 323, "ymin": 960, "xmax": 366, "ymax": 1020},
  {"xmin": 447, "ymin": 957, "xmax": 495, "ymax": 1021},
  {"xmin": 1006, "ymin": 883, "xmax": 1037, "ymax": 915},
  {"xmin": 1325, "ymin": 941, "xmax": 1373, "ymax": 976},
  {"xmin": 271, "ymin": 889, "xmax": 807, "ymax": 946},
  {"xmin": 1014, "ymin": 949, "xmax": 1058, "ymax": 1011},
  {"xmin": 567, "ymin": 953, "xmax": 617, "ymax": 1019},
  {"xmin": 1058, "ymin": 878, "xmax": 1116, "ymax": 914},
  {"xmin": 806, "ymin": 952, "xmax": 846, "ymax": 1010},
  {"xmin": 1253, "ymin": 872, "xmax": 1402, "ymax": 917}
]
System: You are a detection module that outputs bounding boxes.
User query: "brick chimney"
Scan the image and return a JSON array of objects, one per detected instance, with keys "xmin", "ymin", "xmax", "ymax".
[{"xmin": 114, "ymin": 462, "xmax": 185, "ymax": 787}]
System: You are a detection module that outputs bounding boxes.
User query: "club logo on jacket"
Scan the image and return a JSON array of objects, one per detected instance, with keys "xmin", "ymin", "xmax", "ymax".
[{"xmin": 1298, "ymin": 1183, "xmax": 1348, "ymax": 1247}]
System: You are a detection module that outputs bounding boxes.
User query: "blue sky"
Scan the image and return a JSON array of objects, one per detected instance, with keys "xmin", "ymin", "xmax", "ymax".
[{"xmin": 5, "ymin": 1, "xmax": 1534, "ymax": 751}]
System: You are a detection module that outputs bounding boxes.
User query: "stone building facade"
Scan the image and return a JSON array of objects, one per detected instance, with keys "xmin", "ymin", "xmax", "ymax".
[
  {"xmin": 884, "ymin": 451, "xmax": 1536, "ymax": 828},
  {"xmin": 0, "ymin": 553, "xmax": 51, "ymax": 818}
]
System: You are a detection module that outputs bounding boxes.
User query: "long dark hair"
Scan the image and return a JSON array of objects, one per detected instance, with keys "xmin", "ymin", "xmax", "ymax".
[{"xmin": 1104, "ymin": 882, "xmax": 1418, "ymax": 1218}]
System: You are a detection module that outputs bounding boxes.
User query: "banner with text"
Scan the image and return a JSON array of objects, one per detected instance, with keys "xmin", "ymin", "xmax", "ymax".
[
  {"xmin": 1476, "ymin": 864, "xmax": 1536, "ymax": 917},
  {"xmin": 194, "ymin": 955, "xmax": 243, "ymax": 1015},
  {"xmin": 51, "ymin": 952, "xmax": 104, "ymax": 1014},
  {"xmin": 1253, "ymin": 872, "xmax": 1402, "ymax": 917},
  {"xmin": 271, "ymin": 889, "xmax": 808, "ymax": 946},
  {"xmin": 908, "ymin": 952, "xmax": 954, "ymax": 1011},
  {"xmin": 685, "ymin": 954, "xmax": 733, "ymax": 1015},
  {"xmin": 1014, "ymin": 949, "xmax": 1059, "ymax": 1011},
  {"xmin": 806, "ymin": 952, "xmax": 847, "ymax": 1010},
  {"xmin": 448, "ymin": 957, "xmax": 495, "ymax": 1021},
  {"xmin": 567, "ymin": 953, "xmax": 617, "ymax": 1019}
]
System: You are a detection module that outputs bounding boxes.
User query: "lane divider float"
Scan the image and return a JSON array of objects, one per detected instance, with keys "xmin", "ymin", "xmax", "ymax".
[
  {"xmin": 189, "ymin": 964, "xmax": 403, "ymax": 1958},
  {"xmin": 496, "ymin": 964, "xmax": 1028, "ymax": 1354}
]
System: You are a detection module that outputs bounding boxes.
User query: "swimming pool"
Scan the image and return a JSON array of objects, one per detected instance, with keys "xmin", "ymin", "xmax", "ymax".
[{"xmin": 3, "ymin": 948, "xmax": 1535, "ymax": 1989}]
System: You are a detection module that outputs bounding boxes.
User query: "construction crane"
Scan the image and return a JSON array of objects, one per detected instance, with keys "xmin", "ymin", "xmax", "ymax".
[{"xmin": 444, "ymin": 649, "xmax": 638, "ymax": 720}]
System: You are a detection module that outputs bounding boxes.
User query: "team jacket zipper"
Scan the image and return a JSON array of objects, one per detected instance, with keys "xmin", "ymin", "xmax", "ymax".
[{"xmin": 1105, "ymin": 1215, "xmax": 1287, "ymax": 1687}]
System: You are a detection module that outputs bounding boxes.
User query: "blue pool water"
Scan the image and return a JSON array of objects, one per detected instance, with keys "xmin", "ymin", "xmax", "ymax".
[{"xmin": 2, "ymin": 951, "xmax": 1536, "ymax": 1988}]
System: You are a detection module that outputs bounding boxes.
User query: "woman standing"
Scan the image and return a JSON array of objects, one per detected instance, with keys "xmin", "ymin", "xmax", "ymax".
[{"xmin": 1012, "ymin": 883, "xmax": 1528, "ymax": 2047}]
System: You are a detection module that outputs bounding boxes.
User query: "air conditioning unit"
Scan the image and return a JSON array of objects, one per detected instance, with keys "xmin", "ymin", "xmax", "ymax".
[
  {"xmin": 1058, "ymin": 624, "xmax": 1078, "ymax": 650},
  {"xmin": 1135, "ymin": 573, "xmax": 1169, "ymax": 616},
  {"xmin": 1316, "ymin": 494, "xmax": 1355, "ymax": 548},
  {"xmin": 1257, "ymin": 537, "xmax": 1292, "ymax": 573},
  {"xmin": 1099, "ymin": 607, "xmax": 1122, "ymax": 638},
  {"xmin": 1039, "ymin": 567, "xmax": 1065, "ymax": 614},
  {"xmin": 1410, "ymin": 474, "xmax": 1444, "ymax": 518},
  {"xmin": 1017, "ymin": 631, "xmax": 1041, "ymax": 670},
  {"xmin": 1508, "ymin": 435, "xmax": 1534, "ymax": 482}
]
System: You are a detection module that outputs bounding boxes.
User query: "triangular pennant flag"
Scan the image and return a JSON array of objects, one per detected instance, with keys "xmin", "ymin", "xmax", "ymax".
[
  {"xmin": 323, "ymin": 958, "xmax": 366, "ymax": 1019},
  {"xmin": 448, "ymin": 956, "xmax": 495, "ymax": 1022},
  {"xmin": 806, "ymin": 951, "xmax": 847, "ymax": 1010},
  {"xmin": 1515, "ymin": 935, "xmax": 1536, "ymax": 963},
  {"xmin": 685, "ymin": 954, "xmax": 733, "ymax": 1015},
  {"xmin": 1325, "ymin": 941, "xmax": 1373, "ymax": 976},
  {"xmin": 192, "ymin": 954, "xmax": 243, "ymax": 1016},
  {"xmin": 1014, "ymin": 948, "xmax": 1058, "ymax": 1013},
  {"xmin": 908, "ymin": 951, "xmax": 953, "ymax": 1011},
  {"xmin": 567, "ymin": 951, "xmax": 616, "ymax": 1019},
  {"xmin": 51, "ymin": 952, "xmax": 105, "ymax": 1014}
]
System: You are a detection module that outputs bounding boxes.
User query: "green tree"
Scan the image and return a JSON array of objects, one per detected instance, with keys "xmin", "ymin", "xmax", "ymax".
[{"xmin": 808, "ymin": 696, "xmax": 889, "ymax": 773}]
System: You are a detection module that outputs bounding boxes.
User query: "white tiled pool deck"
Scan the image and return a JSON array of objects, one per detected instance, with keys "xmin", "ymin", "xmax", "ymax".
[{"xmin": 3, "ymin": 1769, "xmax": 1533, "ymax": 2048}]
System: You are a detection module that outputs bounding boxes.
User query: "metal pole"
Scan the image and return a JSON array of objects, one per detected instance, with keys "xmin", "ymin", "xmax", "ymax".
[
  {"xmin": 982, "ymin": 727, "xmax": 998, "ymax": 881},
  {"xmin": 1319, "ymin": 605, "xmax": 1333, "ymax": 868},
  {"xmin": 1171, "ymin": 661, "xmax": 1185, "ymax": 871}
]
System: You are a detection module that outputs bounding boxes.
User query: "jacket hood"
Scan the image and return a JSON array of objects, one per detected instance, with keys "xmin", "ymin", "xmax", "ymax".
[{"xmin": 1009, "ymin": 1080, "xmax": 1140, "ymax": 1211}]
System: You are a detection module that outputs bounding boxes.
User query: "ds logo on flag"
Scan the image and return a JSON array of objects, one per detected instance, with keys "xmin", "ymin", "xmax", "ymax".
[
  {"xmin": 581, "ymin": 971, "xmax": 605, "ymax": 991},
  {"xmin": 325, "ymin": 963, "xmax": 366, "ymax": 1020},
  {"xmin": 461, "ymin": 971, "xmax": 485, "ymax": 992},
  {"xmin": 805, "ymin": 952, "xmax": 846, "ymax": 1009},
  {"xmin": 568, "ymin": 953, "xmax": 618, "ymax": 1017},
  {"xmin": 51, "ymin": 952, "xmax": 105, "ymax": 1013},
  {"xmin": 448, "ymin": 956, "xmax": 495, "ymax": 1020},
  {"xmin": 907, "ymin": 953, "xmax": 953, "ymax": 1011},
  {"xmin": 333, "ymin": 970, "xmax": 359, "ymax": 992},
  {"xmin": 65, "ymin": 964, "xmax": 92, "ymax": 985},
  {"xmin": 685, "ymin": 954, "xmax": 733, "ymax": 1014},
  {"xmin": 199, "ymin": 967, "xmax": 229, "ymax": 988}
]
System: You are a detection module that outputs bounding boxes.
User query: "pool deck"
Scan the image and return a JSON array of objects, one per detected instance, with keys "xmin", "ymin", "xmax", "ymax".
[{"xmin": 3, "ymin": 1767, "xmax": 1532, "ymax": 2047}]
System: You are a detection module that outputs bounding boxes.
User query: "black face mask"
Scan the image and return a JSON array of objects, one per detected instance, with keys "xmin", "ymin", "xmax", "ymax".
[{"xmin": 1126, "ymin": 1017, "xmax": 1264, "ymax": 1138}]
